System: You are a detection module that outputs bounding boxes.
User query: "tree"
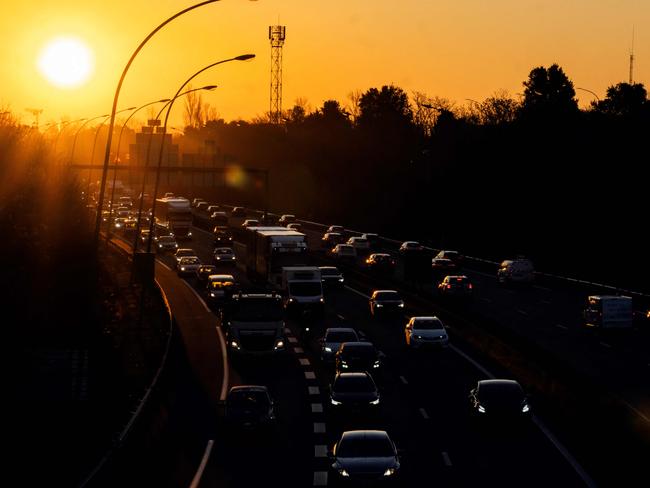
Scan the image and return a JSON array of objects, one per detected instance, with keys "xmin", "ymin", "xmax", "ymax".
[
  {"xmin": 592, "ymin": 82, "xmax": 648, "ymax": 118},
  {"xmin": 477, "ymin": 90, "xmax": 519, "ymax": 125},
  {"xmin": 521, "ymin": 64, "xmax": 578, "ymax": 118},
  {"xmin": 411, "ymin": 92, "xmax": 454, "ymax": 136},
  {"xmin": 357, "ymin": 85, "xmax": 414, "ymax": 132}
]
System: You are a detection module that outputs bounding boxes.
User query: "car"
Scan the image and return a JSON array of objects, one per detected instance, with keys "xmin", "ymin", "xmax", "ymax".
[
  {"xmin": 319, "ymin": 266, "xmax": 344, "ymax": 288},
  {"xmin": 327, "ymin": 225, "xmax": 344, "ymax": 234},
  {"xmin": 369, "ymin": 290, "xmax": 404, "ymax": 316},
  {"xmin": 210, "ymin": 211, "xmax": 229, "ymax": 226},
  {"xmin": 207, "ymin": 274, "xmax": 236, "ymax": 302},
  {"xmin": 139, "ymin": 229, "xmax": 150, "ymax": 244},
  {"xmin": 196, "ymin": 264, "xmax": 218, "ymax": 284},
  {"xmin": 497, "ymin": 257, "xmax": 535, "ymax": 285},
  {"xmin": 431, "ymin": 257, "xmax": 457, "ymax": 274},
  {"xmin": 346, "ymin": 236, "xmax": 370, "ymax": 252},
  {"xmin": 174, "ymin": 248, "xmax": 198, "ymax": 264},
  {"xmin": 113, "ymin": 217, "xmax": 126, "ymax": 230},
  {"xmin": 286, "ymin": 222, "xmax": 302, "ymax": 231},
  {"xmin": 177, "ymin": 256, "xmax": 202, "ymax": 276},
  {"xmin": 278, "ymin": 214, "xmax": 296, "ymax": 225},
  {"xmin": 329, "ymin": 372, "xmax": 380, "ymax": 414},
  {"xmin": 320, "ymin": 327, "xmax": 360, "ymax": 361},
  {"xmin": 242, "ymin": 219, "xmax": 260, "ymax": 228},
  {"xmin": 330, "ymin": 430, "xmax": 400, "ymax": 482},
  {"xmin": 123, "ymin": 217, "xmax": 137, "ymax": 231},
  {"xmin": 213, "ymin": 247, "xmax": 236, "ymax": 264},
  {"xmin": 156, "ymin": 235, "xmax": 178, "ymax": 253},
  {"xmin": 335, "ymin": 341, "xmax": 381, "ymax": 373},
  {"xmin": 195, "ymin": 201, "xmax": 210, "ymax": 213},
  {"xmin": 331, "ymin": 244, "xmax": 357, "ymax": 262},
  {"xmin": 365, "ymin": 253, "xmax": 395, "ymax": 270},
  {"xmin": 405, "ymin": 316, "xmax": 449, "ymax": 348},
  {"xmin": 469, "ymin": 379, "xmax": 531, "ymax": 422},
  {"xmin": 191, "ymin": 197, "xmax": 206, "ymax": 208},
  {"xmin": 205, "ymin": 205, "xmax": 220, "ymax": 214},
  {"xmin": 163, "ymin": 192, "xmax": 174, "ymax": 198},
  {"xmin": 224, "ymin": 385, "xmax": 276, "ymax": 430},
  {"xmin": 361, "ymin": 233, "xmax": 380, "ymax": 249},
  {"xmin": 321, "ymin": 232, "xmax": 344, "ymax": 248},
  {"xmin": 437, "ymin": 275, "xmax": 473, "ymax": 298},
  {"xmin": 213, "ymin": 226, "xmax": 233, "ymax": 245},
  {"xmin": 399, "ymin": 240, "xmax": 424, "ymax": 253},
  {"xmin": 435, "ymin": 249, "xmax": 463, "ymax": 267},
  {"xmin": 230, "ymin": 207, "xmax": 246, "ymax": 218}
]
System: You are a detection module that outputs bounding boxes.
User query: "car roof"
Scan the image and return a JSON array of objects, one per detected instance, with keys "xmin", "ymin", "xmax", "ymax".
[
  {"xmin": 371, "ymin": 253, "xmax": 391, "ymax": 258},
  {"xmin": 334, "ymin": 372, "xmax": 371, "ymax": 381},
  {"xmin": 214, "ymin": 247, "xmax": 234, "ymax": 251},
  {"xmin": 208, "ymin": 274, "xmax": 234, "ymax": 280},
  {"xmin": 319, "ymin": 266, "xmax": 339, "ymax": 271},
  {"xmin": 176, "ymin": 248, "xmax": 195, "ymax": 253},
  {"xmin": 373, "ymin": 289, "xmax": 399, "ymax": 295},
  {"xmin": 325, "ymin": 327, "xmax": 358, "ymax": 335},
  {"xmin": 340, "ymin": 430, "xmax": 391, "ymax": 443},
  {"xmin": 228, "ymin": 385, "xmax": 269, "ymax": 394},
  {"xmin": 478, "ymin": 379, "xmax": 522, "ymax": 389},
  {"xmin": 411, "ymin": 316, "xmax": 441, "ymax": 321},
  {"xmin": 340, "ymin": 341, "xmax": 375, "ymax": 350}
]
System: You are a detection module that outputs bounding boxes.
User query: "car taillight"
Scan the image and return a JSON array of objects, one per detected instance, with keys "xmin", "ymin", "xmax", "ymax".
[
  {"xmin": 468, "ymin": 283, "xmax": 473, "ymax": 289},
  {"xmin": 447, "ymin": 284, "xmax": 452, "ymax": 289}
]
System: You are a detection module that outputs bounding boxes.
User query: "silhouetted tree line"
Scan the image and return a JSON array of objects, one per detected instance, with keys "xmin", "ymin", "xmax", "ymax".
[{"xmin": 183, "ymin": 65, "xmax": 648, "ymax": 290}]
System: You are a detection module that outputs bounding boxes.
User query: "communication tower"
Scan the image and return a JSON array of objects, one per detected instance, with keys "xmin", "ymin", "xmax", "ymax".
[
  {"xmin": 629, "ymin": 28, "xmax": 635, "ymax": 84},
  {"xmin": 269, "ymin": 25, "xmax": 286, "ymax": 124},
  {"xmin": 25, "ymin": 108, "xmax": 43, "ymax": 127}
]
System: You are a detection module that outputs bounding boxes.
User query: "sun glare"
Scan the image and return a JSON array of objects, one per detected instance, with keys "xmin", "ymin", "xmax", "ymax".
[{"xmin": 37, "ymin": 37, "xmax": 94, "ymax": 88}]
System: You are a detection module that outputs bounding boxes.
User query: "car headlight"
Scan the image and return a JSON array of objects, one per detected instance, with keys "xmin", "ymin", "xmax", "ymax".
[
  {"xmin": 478, "ymin": 405, "xmax": 486, "ymax": 413},
  {"xmin": 522, "ymin": 404, "xmax": 530, "ymax": 413},
  {"xmin": 331, "ymin": 398, "xmax": 342, "ymax": 406},
  {"xmin": 339, "ymin": 469, "xmax": 349, "ymax": 477},
  {"xmin": 216, "ymin": 257, "xmax": 221, "ymax": 260},
  {"xmin": 180, "ymin": 267, "xmax": 186, "ymax": 271},
  {"xmin": 158, "ymin": 244, "xmax": 162, "ymax": 248},
  {"xmin": 274, "ymin": 339, "xmax": 284, "ymax": 350},
  {"xmin": 375, "ymin": 304, "xmax": 383, "ymax": 308},
  {"xmin": 175, "ymin": 244, "xmax": 178, "ymax": 248},
  {"xmin": 338, "ymin": 278, "xmax": 344, "ymax": 282},
  {"xmin": 398, "ymin": 303, "xmax": 405, "ymax": 308},
  {"xmin": 188, "ymin": 232, "xmax": 192, "ymax": 237},
  {"xmin": 288, "ymin": 298, "xmax": 294, "ymax": 303},
  {"xmin": 230, "ymin": 340, "xmax": 240, "ymax": 350},
  {"xmin": 370, "ymin": 398, "xmax": 380, "ymax": 405},
  {"xmin": 373, "ymin": 360, "xmax": 380, "ymax": 368},
  {"xmin": 383, "ymin": 468, "xmax": 396, "ymax": 477},
  {"xmin": 341, "ymin": 362, "xmax": 348, "ymax": 369},
  {"xmin": 210, "ymin": 292, "xmax": 216, "ymax": 297},
  {"xmin": 324, "ymin": 347, "xmax": 332, "ymax": 353},
  {"xmin": 319, "ymin": 297, "xmax": 324, "ymax": 303}
]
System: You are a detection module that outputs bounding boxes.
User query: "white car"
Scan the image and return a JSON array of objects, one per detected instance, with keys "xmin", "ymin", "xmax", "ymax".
[
  {"xmin": 174, "ymin": 248, "xmax": 198, "ymax": 264},
  {"xmin": 177, "ymin": 256, "xmax": 202, "ymax": 276},
  {"xmin": 346, "ymin": 236, "xmax": 370, "ymax": 251},
  {"xmin": 405, "ymin": 316, "xmax": 449, "ymax": 348}
]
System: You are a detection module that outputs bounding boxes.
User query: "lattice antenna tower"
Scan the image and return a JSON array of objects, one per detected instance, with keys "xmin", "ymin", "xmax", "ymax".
[
  {"xmin": 629, "ymin": 27, "xmax": 635, "ymax": 84},
  {"xmin": 269, "ymin": 25, "xmax": 286, "ymax": 124}
]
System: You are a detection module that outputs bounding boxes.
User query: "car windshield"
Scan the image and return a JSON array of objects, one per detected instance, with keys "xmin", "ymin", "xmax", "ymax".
[
  {"xmin": 210, "ymin": 279, "xmax": 233, "ymax": 289},
  {"xmin": 200, "ymin": 266, "xmax": 216, "ymax": 273},
  {"xmin": 338, "ymin": 435, "xmax": 394, "ymax": 458},
  {"xmin": 215, "ymin": 249, "xmax": 233, "ymax": 255},
  {"xmin": 228, "ymin": 390, "xmax": 270, "ymax": 409},
  {"xmin": 375, "ymin": 291, "xmax": 401, "ymax": 301},
  {"xmin": 289, "ymin": 282, "xmax": 322, "ymax": 296},
  {"xmin": 342, "ymin": 344, "xmax": 376, "ymax": 359},
  {"xmin": 159, "ymin": 236, "xmax": 175, "ymax": 243},
  {"xmin": 333, "ymin": 375, "xmax": 376, "ymax": 393},
  {"xmin": 177, "ymin": 250, "xmax": 194, "ymax": 256},
  {"xmin": 320, "ymin": 268, "xmax": 340, "ymax": 276},
  {"xmin": 413, "ymin": 319, "xmax": 444, "ymax": 330},
  {"xmin": 338, "ymin": 246, "xmax": 354, "ymax": 254},
  {"xmin": 478, "ymin": 383, "xmax": 525, "ymax": 406},
  {"xmin": 230, "ymin": 298, "xmax": 284, "ymax": 321},
  {"xmin": 326, "ymin": 331, "xmax": 358, "ymax": 343},
  {"xmin": 181, "ymin": 257, "xmax": 200, "ymax": 265}
]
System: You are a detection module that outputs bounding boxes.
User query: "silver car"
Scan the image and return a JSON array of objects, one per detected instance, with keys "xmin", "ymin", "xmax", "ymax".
[
  {"xmin": 405, "ymin": 316, "xmax": 449, "ymax": 348},
  {"xmin": 320, "ymin": 327, "xmax": 360, "ymax": 361}
]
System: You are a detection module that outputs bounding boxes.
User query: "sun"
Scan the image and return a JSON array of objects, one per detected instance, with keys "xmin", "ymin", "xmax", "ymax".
[{"xmin": 37, "ymin": 37, "xmax": 94, "ymax": 88}]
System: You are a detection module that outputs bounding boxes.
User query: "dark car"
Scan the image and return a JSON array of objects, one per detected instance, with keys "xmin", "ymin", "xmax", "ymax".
[
  {"xmin": 399, "ymin": 241, "xmax": 424, "ymax": 254},
  {"xmin": 213, "ymin": 226, "xmax": 233, "ymax": 245},
  {"xmin": 330, "ymin": 430, "xmax": 400, "ymax": 482},
  {"xmin": 322, "ymin": 232, "xmax": 344, "ymax": 249},
  {"xmin": 213, "ymin": 247, "xmax": 236, "ymax": 265},
  {"xmin": 196, "ymin": 264, "xmax": 218, "ymax": 284},
  {"xmin": 469, "ymin": 379, "xmax": 531, "ymax": 423},
  {"xmin": 206, "ymin": 274, "xmax": 236, "ymax": 303},
  {"xmin": 230, "ymin": 206, "xmax": 247, "ymax": 218},
  {"xmin": 431, "ymin": 257, "xmax": 457, "ymax": 274},
  {"xmin": 320, "ymin": 327, "xmax": 359, "ymax": 361},
  {"xmin": 369, "ymin": 290, "xmax": 404, "ymax": 317},
  {"xmin": 435, "ymin": 249, "xmax": 463, "ymax": 267},
  {"xmin": 319, "ymin": 266, "xmax": 344, "ymax": 289},
  {"xmin": 329, "ymin": 372, "xmax": 380, "ymax": 414},
  {"xmin": 361, "ymin": 233, "xmax": 380, "ymax": 249},
  {"xmin": 437, "ymin": 275, "xmax": 473, "ymax": 298},
  {"xmin": 335, "ymin": 341, "xmax": 381, "ymax": 373},
  {"xmin": 224, "ymin": 385, "xmax": 276, "ymax": 430},
  {"xmin": 365, "ymin": 253, "xmax": 395, "ymax": 271}
]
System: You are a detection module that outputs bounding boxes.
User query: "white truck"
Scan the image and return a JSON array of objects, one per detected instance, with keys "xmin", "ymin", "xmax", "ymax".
[
  {"xmin": 281, "ymin": 266, "xmax": 324, "ymax": 314},
  {"xmin": 583, "ymin": 295, "xmax": 633, "ymax": 329}
]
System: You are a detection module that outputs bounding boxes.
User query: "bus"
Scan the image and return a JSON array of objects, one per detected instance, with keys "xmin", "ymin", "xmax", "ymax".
[{"xmin": 154, "ymin": 197, "xmax": 193, "ymax": 239}]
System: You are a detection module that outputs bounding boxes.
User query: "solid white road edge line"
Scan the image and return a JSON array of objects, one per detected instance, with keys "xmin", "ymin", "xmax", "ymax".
[
  {"xmin": 189, "ymin": 439, "xmax": 214, "ymax": 488},
  {"xmin": 344, "ymin": 285, "xmax": 370, "ymax": 299},
  {"xmin": 180, "ymin": 280, "xmax": 229, "ymax": 402}
]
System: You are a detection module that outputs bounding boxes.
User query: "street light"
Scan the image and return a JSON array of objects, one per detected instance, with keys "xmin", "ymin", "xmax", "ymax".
[
  {"xmin": 95, "ymin": 0, "xmax": 258, "ymax": 246},
  {"xmin": 145, "ymin": 54, "xmax": 255, "ymax": 254},
  {"xmin": 131, "ymin": 85, "xmax": 217, "ymax": 254},
  {"xmin": 576, "ymin": 87, "xmax": 600, "ymax": 102},
  {"xmin": 69, "ymin": 115, "xmax": 110, "ymax": 197},
  {"xmin": 106, "ymin": 99, "xmax": 170, "ymax": 239},
  {"xmin": 53, "ymin": 118, "xmax": 86, "ymax": 162}
]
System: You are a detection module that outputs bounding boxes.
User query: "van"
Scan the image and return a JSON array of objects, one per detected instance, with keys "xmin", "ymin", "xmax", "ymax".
[
  {"xmin": 583, "ymin": 295, "xmax": 633, "ymax": 329},
  {"xmin": 497, "ymin": 258, "xmax": 534, "ymax": 285}
]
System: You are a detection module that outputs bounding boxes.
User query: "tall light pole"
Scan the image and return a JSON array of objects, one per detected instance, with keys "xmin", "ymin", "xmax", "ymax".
[
  {"xmin": 576, "ymin": 87, "xmax": 600, "ymax": 104},
  {"xmin": 106, "ymin": 99, "xmax": 170, "ymax": 239},
  {"xmin": 145, "ymin": 54, "xmax": 255, "ymax": 254},
  {"xmin": 131, "ymin": 86, "xmax": 217, "ymax": 254},
  {"xmin": 95, "ymin": 0, "xmax": 255, "ymax": 246},
  {"xmin": 53, "ymin": 118, "xmax": 85, "ymax": 163},
  {"xmin": 70, "ymin": 114, "xmax": 110, "ymax": 199}
]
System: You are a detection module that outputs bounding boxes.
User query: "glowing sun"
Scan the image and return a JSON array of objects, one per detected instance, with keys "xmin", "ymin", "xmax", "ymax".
[{"xmin": 37, "ymin": 37, "xmax": 94, "ymax": 88}]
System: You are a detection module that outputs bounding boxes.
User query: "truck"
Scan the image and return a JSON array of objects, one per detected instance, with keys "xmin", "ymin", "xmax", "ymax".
[
  {"xmin": 281, "ymin": 266, "xmax": 324, "ymax": 314},
  {"xmin": 233, "ymin": 227, "xmax": 308, "ymax": 287},
  {"xmin": 223, "ymin": 292, "xmax": 286, "ymax": 355},
  {"xmin": 583, "ymin": 295, "xmax": 633, "ymax": 329},
  {"xmin": 154, "ymin": 197, "xmax": 193, "ymax": 240}
]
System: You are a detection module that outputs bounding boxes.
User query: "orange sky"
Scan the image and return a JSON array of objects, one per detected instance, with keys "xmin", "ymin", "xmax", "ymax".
[{"xmin": 1, "ymin": 0, "xmax": 647, "ymax": 127}]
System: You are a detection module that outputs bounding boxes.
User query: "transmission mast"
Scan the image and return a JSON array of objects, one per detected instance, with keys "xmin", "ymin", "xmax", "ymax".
[
  {"xmin": 629, "ymin": 27, "xmax": 635, "ymax": 84},
  {"xmin": 269, "ymin": 25, "xmax": 286, "ymax": 124}
]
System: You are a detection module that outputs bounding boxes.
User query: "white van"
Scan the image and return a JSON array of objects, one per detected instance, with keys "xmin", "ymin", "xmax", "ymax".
[
  {"xmin": 583, "ymin": 295, "xmax": 633, "ymax": 329},
  {"xmin": 497, "ymin": 258, "xmax": 535, "ymax": 284}
]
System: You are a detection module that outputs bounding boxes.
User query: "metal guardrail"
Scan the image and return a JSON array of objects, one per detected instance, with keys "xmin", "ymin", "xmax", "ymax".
[{"xmin": 79, "ymin": 240, "xmax": 175, "ymax": 488}]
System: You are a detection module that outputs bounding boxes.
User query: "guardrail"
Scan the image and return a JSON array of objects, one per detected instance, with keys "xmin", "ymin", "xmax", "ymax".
[
  {"xmin": 79, "ymin": 240, "xmax": 175, "ymax": 487},
  {"xmin": 213, "ymin": 203, "xmax": 650, "ymax": 301}
]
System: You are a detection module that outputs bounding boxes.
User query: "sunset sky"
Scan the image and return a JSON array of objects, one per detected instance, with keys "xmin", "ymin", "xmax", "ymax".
[{"xmin": 1, "ymin": 0, "xmax": 647, "ymax": 127}]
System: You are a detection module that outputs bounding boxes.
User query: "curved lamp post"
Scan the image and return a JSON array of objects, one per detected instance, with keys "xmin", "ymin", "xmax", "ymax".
[
  {"xmin": 131, "ymin": 85, "xmax": 217, "ymax": 253},
  {"xmin": 70, "ymin": 114, "xmax": 109, "ymax": 199},
  {"xmin": 53, "ymin": 118, "xmax": 86, "ymax": 162},
  {"xmin": 576, "ymin": 87, "xmax": 600, "ymax": 103},
  {"xmin": 145, "ymin": 54, "xmax": 255, "ymax": 254},
  {"xmin": 106, "ymin": 98, "xmax": 170, "ymax": 238},
  {"xmin": 94, "ymin": 0, "xmax": 250, "ymax": 245}
]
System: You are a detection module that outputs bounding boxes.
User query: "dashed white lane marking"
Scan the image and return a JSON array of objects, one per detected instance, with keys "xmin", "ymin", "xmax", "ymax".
[
  {"xmin": 313, "ymin": 471, "xmax": 328, "ymax": 486},
  {"xmin": 308, "ymin": 386, "xmax": 320, "ymax": 395},
  {"xmin": 294, "ymin": 347, "xmax": 304, "ymax": 354},
  {"xmin": 480, "ymin": 298, "xmax": 493, "ymax": 304},
  {"xmin": 311, "ymin": 403, "xmax": 324, "ymax": 413},
  {"xmin": 288, "ymin": 337, "xmax": 298, "ymax": 344},
  {"xmin": 517, "ymin": 309, "xmax": 529, "ymax": 317},
  {"xmin": 556, "ymin": 324, "xmax": 568, "ymax": 330},
  {"xmin": 337, "ymin": 314, "xmax": 346, "ymax": 320},
  {"xmin": 314, "ymin": 445, "xmax": 328, "ymax": 457},
  {"xmin": 534, "ymin": 285, "xmax": 552, "ymax": 292},
  {"xmin": 344, "ymin": 285, "xmax": 370, "ymax": 299},
  {"xmin": 313, "ymin": 422, "xmax": 326, "ymax": 433},
  {"xmin": 400, "ymin": 375, "xmax": 409, "ymax": 385},
  {"xmin": 158, "ymin": 261, "xmax": 173, "ymax": 272},
  {"xmin": 305, "ymin": 371, "xmax": 316, "ymax": 380},
  {"xmin": 300, "ymin": 358, "xmax": 311, "ymax": 366},
  {"xmin": 189, "ymin": 439, "xmax": 214, "ymax": 488},
  {"xmin": 599, "ymin": 341, "xmax": 612, "ymax": 349},
  {"xmin": 442, "ymin": 451, "xmax": 452, "ymax": 467},
  {"xmin": 419, "ymin": 408, "xmax": 429, "ymax": 419}
]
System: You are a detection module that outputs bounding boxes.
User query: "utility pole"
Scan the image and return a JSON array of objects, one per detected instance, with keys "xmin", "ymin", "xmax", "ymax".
[{"xmin": 269, "ymin": 25, "xmax": 286, "ymax": 124}]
